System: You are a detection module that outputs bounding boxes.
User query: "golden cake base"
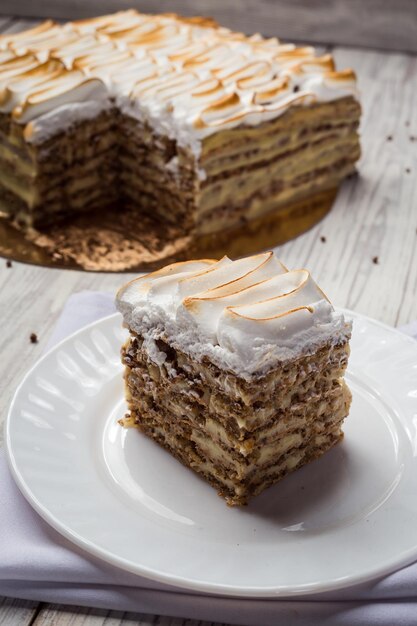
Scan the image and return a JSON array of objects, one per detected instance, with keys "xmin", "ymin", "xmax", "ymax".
[{"xmin": 0, "ymin": 188, "xmax": 337, "ymax": 272}]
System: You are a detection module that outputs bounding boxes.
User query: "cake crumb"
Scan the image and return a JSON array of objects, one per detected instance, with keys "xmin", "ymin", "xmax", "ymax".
[
  {"xmin": 6, "ymin": 259, "xmax": 12, "ymax": 268},
  {"xmin": 320, "ymin": 236, "xmax": 326, "ymax": 243},
  {"xmin": 410, "ymin": 136, "xmax": 415, "ymax": 142},
  {"xmin": 405, "ymin": 168, "xmax": 411, "ymax": 173},
  {"xmin": 372, "ymin": 256, "xmax": 379, "ymax": 265},
  {"xmin": 386, "ymin": 135, "xmax": 393, "ymax": 141},
  {"xmin": 30, "ymin": 332, "xmax": 38, "ymax": 344}
]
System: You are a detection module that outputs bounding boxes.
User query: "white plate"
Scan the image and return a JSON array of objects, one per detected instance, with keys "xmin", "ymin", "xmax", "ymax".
[{"xmin": 5, "ymin": 310, "xmax": 417, "ymax": 597}]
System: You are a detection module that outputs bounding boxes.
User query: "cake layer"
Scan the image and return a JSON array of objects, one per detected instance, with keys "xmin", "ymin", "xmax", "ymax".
[
  {"xmin": 198, "ymin": 136, "xmax": 359, "ymax": 213},
  {"xmin": 195, "ymin": 157, "xmax": 359, "ymax": 235},
  {"xmin": 199, "ymin": 97, "xmax": 360, "ymax": 167},
  {"xmin": 0, "ymin": 177, "xmax": 116, "ymax": 225},
  {"xmin": 124, "ymin": 402, "xmax": 347, "ymax": 505},
  {"xmin": 123, "ymin": 333, "xmax": 350, "ymax": 414},
  {"xmin": 125, "ymin": 363, "xmax": 350, "ymax": 464}
]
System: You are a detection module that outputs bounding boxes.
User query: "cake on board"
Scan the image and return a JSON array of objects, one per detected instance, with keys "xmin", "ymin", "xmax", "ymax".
[
  {"xmin": 116, "ymin": 251, "xmax": 352, "ymax": 505},
  {"xmin": 0, "ymin": 10, "xmax": 361, "ymax": 240}
]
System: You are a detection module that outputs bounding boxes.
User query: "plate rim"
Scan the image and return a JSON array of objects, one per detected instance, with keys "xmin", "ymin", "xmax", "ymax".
[{"xmin": 5, "ymin": 308, "xmax": 417, "ymax": 598}]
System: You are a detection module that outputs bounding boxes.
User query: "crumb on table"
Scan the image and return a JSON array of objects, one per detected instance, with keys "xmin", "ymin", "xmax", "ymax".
[{"xmin": 30, "ymin": 333, "xmax": 38, "ymax": 344}]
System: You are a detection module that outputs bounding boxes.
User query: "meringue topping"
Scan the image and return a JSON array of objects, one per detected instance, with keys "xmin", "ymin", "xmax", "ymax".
[
  {"xmin": 116, "ymin": 252, "xmax": 351, "ymax": 378},
  {"xmin": 0, "ymin": 10, "xmax": 358, "ymax": 147}
]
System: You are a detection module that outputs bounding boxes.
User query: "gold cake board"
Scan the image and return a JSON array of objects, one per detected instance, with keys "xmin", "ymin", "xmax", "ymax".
[{"xmin": 0, "ymin": 188, "xmax": 337, "ymax": 272}]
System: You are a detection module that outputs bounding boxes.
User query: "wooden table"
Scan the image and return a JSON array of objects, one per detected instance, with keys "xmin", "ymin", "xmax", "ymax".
[{"xmin": 0, "ymin": 13, "xmax": 416, "ymax": 626}]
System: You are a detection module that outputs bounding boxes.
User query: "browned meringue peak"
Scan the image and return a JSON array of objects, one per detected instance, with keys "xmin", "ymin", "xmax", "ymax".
[
  {"xmin": 168, "ymin": 41, "xmax": 211, "ymax": 64},
  {"xmin": 297, "ymin": 54, "xmax": 336, "ymax": 73},
  {"xmin": 10, "ymin": 28, "xmax": 78, "ymax": 60},
  {"xmin": 253, "ymin": 77, "xmax": 290, "ymax": 104},
  {"xmin": 12, "ymin": 70, "xmax": 107, "ymax": 124},
  {"xmin": 273, "ymin": 46, "xmax": 316, "ymax": 64},
  {"xmin": 190, "ymin": 78, "xmax": 226, "ymax": 107},
  {"xmin": 195, "ymin": 92, "xmax": 318, "ymax": 130},
  {"xmin": 74, "ymin": 48, "xmax": 133, "ymax": 75},
  {"xmin": 0, "ymin": 59, "xmax": 64, "ymax": 111},
  {"xmin": 131, "ymin": 69, "xmax": 200, "ymax": 102},
  {"xmin": 110, "ymin": 57, "xmax": 158, "ymax": 91},
  {"xmin": 217, "ymin": 60, "xmax": 274, "ymax": 86},
  {"xmin": 103, "ymin": 19, "xmax": 177, "ymax": 43},
  {"xmin": 0, "ymin": 49, "xmax": 16, "ymax": 64},
  {"xmin": 162, "ymin": 13, "xmax": 219, "ymax": 29},
  {"xmin": 77, "ymin": 10, "xmax": 217, "ymax": 39},
  {"xmin": 0, "ymin": 54, "xmax": 40, "ymax": 83},
  {"xmin": 51, "ymin": 36, "xmax": 115, "ymax": 70},
  {"xmin": 326, "ymin": 68, "xmax": 357, "ymax": 83},
  {"xmin": 0, "ymin": 20, "xmax": 56, "ymax": 51},
  {"xmin": 70, "ymin": 10, "xmax": 141, "ymax": 35},
  {"xmin": 248, "ymin": 33, "xmax": 281, "ymax": 48},
  {"xmin": 183, "ymin": 251, "xmax": 287, "ymax": 305},
  {"xmin": 225, "ymin": 269, "xmax": 330, "ymax": 321}
]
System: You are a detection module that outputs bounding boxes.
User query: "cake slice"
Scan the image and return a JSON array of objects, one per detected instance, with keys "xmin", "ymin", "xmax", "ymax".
[{"xmin": 116, "ymin": 251, "xmax": 352, "ymax": 505}]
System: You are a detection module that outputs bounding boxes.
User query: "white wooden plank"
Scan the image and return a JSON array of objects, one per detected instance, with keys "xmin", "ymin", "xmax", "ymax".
[
  {"xmin": 31, "ymin": 605, "xmax": 231, "ymax": 625},
  {"xmin": 0, "ymin": 0, "xmax": 416, "ymax": 52},
  {"xmin": 0, "ymin": 596, "xmax": 39, "ymax": 625}
]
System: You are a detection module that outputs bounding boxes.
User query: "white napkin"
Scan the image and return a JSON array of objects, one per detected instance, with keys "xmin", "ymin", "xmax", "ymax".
[{"xmin": 1, "ymin": 291, "xmax": 417, "ymax": 625}]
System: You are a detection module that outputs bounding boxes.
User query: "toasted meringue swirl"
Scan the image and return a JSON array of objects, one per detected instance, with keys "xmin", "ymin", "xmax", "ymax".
[
  {"xmin": 116, "ymin": 252, "xmax": 351, "ymax": 378},
  {"xmin": 0, "ymin": 10, "xmax": 358, "ymax": 148}
]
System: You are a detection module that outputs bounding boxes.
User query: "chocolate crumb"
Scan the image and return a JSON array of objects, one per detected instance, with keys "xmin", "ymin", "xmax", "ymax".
[
  {"xmin": 6, "ymin": 259, "xmax": 12, "ymax": 268},
  {"xmin": 320, "ymin": 236, "xmax": 326, "ymax": 243},
  {"xmin": 410, "ymin": 136, "xmax": 415, "ymax": 142},
  {"xmin": 405, "ymin": 168, "xmax": 411, "ymax": 173},
  {"xmin": 386, "ymin": 135, "xmax": 393, "ymax": 141},
  {"xmin": 293, "ymin": 85, "xmax": 300, "ymax": 92},
  {"xmin": 372, "ymin": 256, "xmax": 379, "ymax": 265},
  {"xmin": 30, "ymin": 333, "xmax": 38, "ymax": 344}
]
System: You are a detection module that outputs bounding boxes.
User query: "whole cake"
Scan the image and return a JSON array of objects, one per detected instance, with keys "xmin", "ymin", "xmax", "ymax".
[
  {"xmin": 116, "ymin": 251, "xmax": 352, "ymax": 505},
  {"xmin": 0, "ymin": 10, "xmax": 361, "ymax": 237}
]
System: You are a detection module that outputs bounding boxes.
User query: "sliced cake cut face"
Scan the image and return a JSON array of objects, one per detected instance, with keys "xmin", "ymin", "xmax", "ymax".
[
  {"xmin": 0, "ymin": 10, "xmax": 361, "ymax": 232},
  {"xmin": 116, "ymin": 251, "xmax": 352, "ymax": 505}
]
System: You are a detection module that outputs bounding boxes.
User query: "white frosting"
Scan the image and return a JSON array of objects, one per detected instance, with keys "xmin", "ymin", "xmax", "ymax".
[
  {"xmin": 23, "ymin": 99, "xmax": 113, "ymax": 144},
  {"xmin": 116, "ymin": 252, "xmax": 351, "ymax": 379},
  {"xmin": 0, "ymin": 11, "xmax": 359, "ymax": 152},
  {"xmin": 13, "ymin": 73, "xmax": 108, "ymax": 124}
]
